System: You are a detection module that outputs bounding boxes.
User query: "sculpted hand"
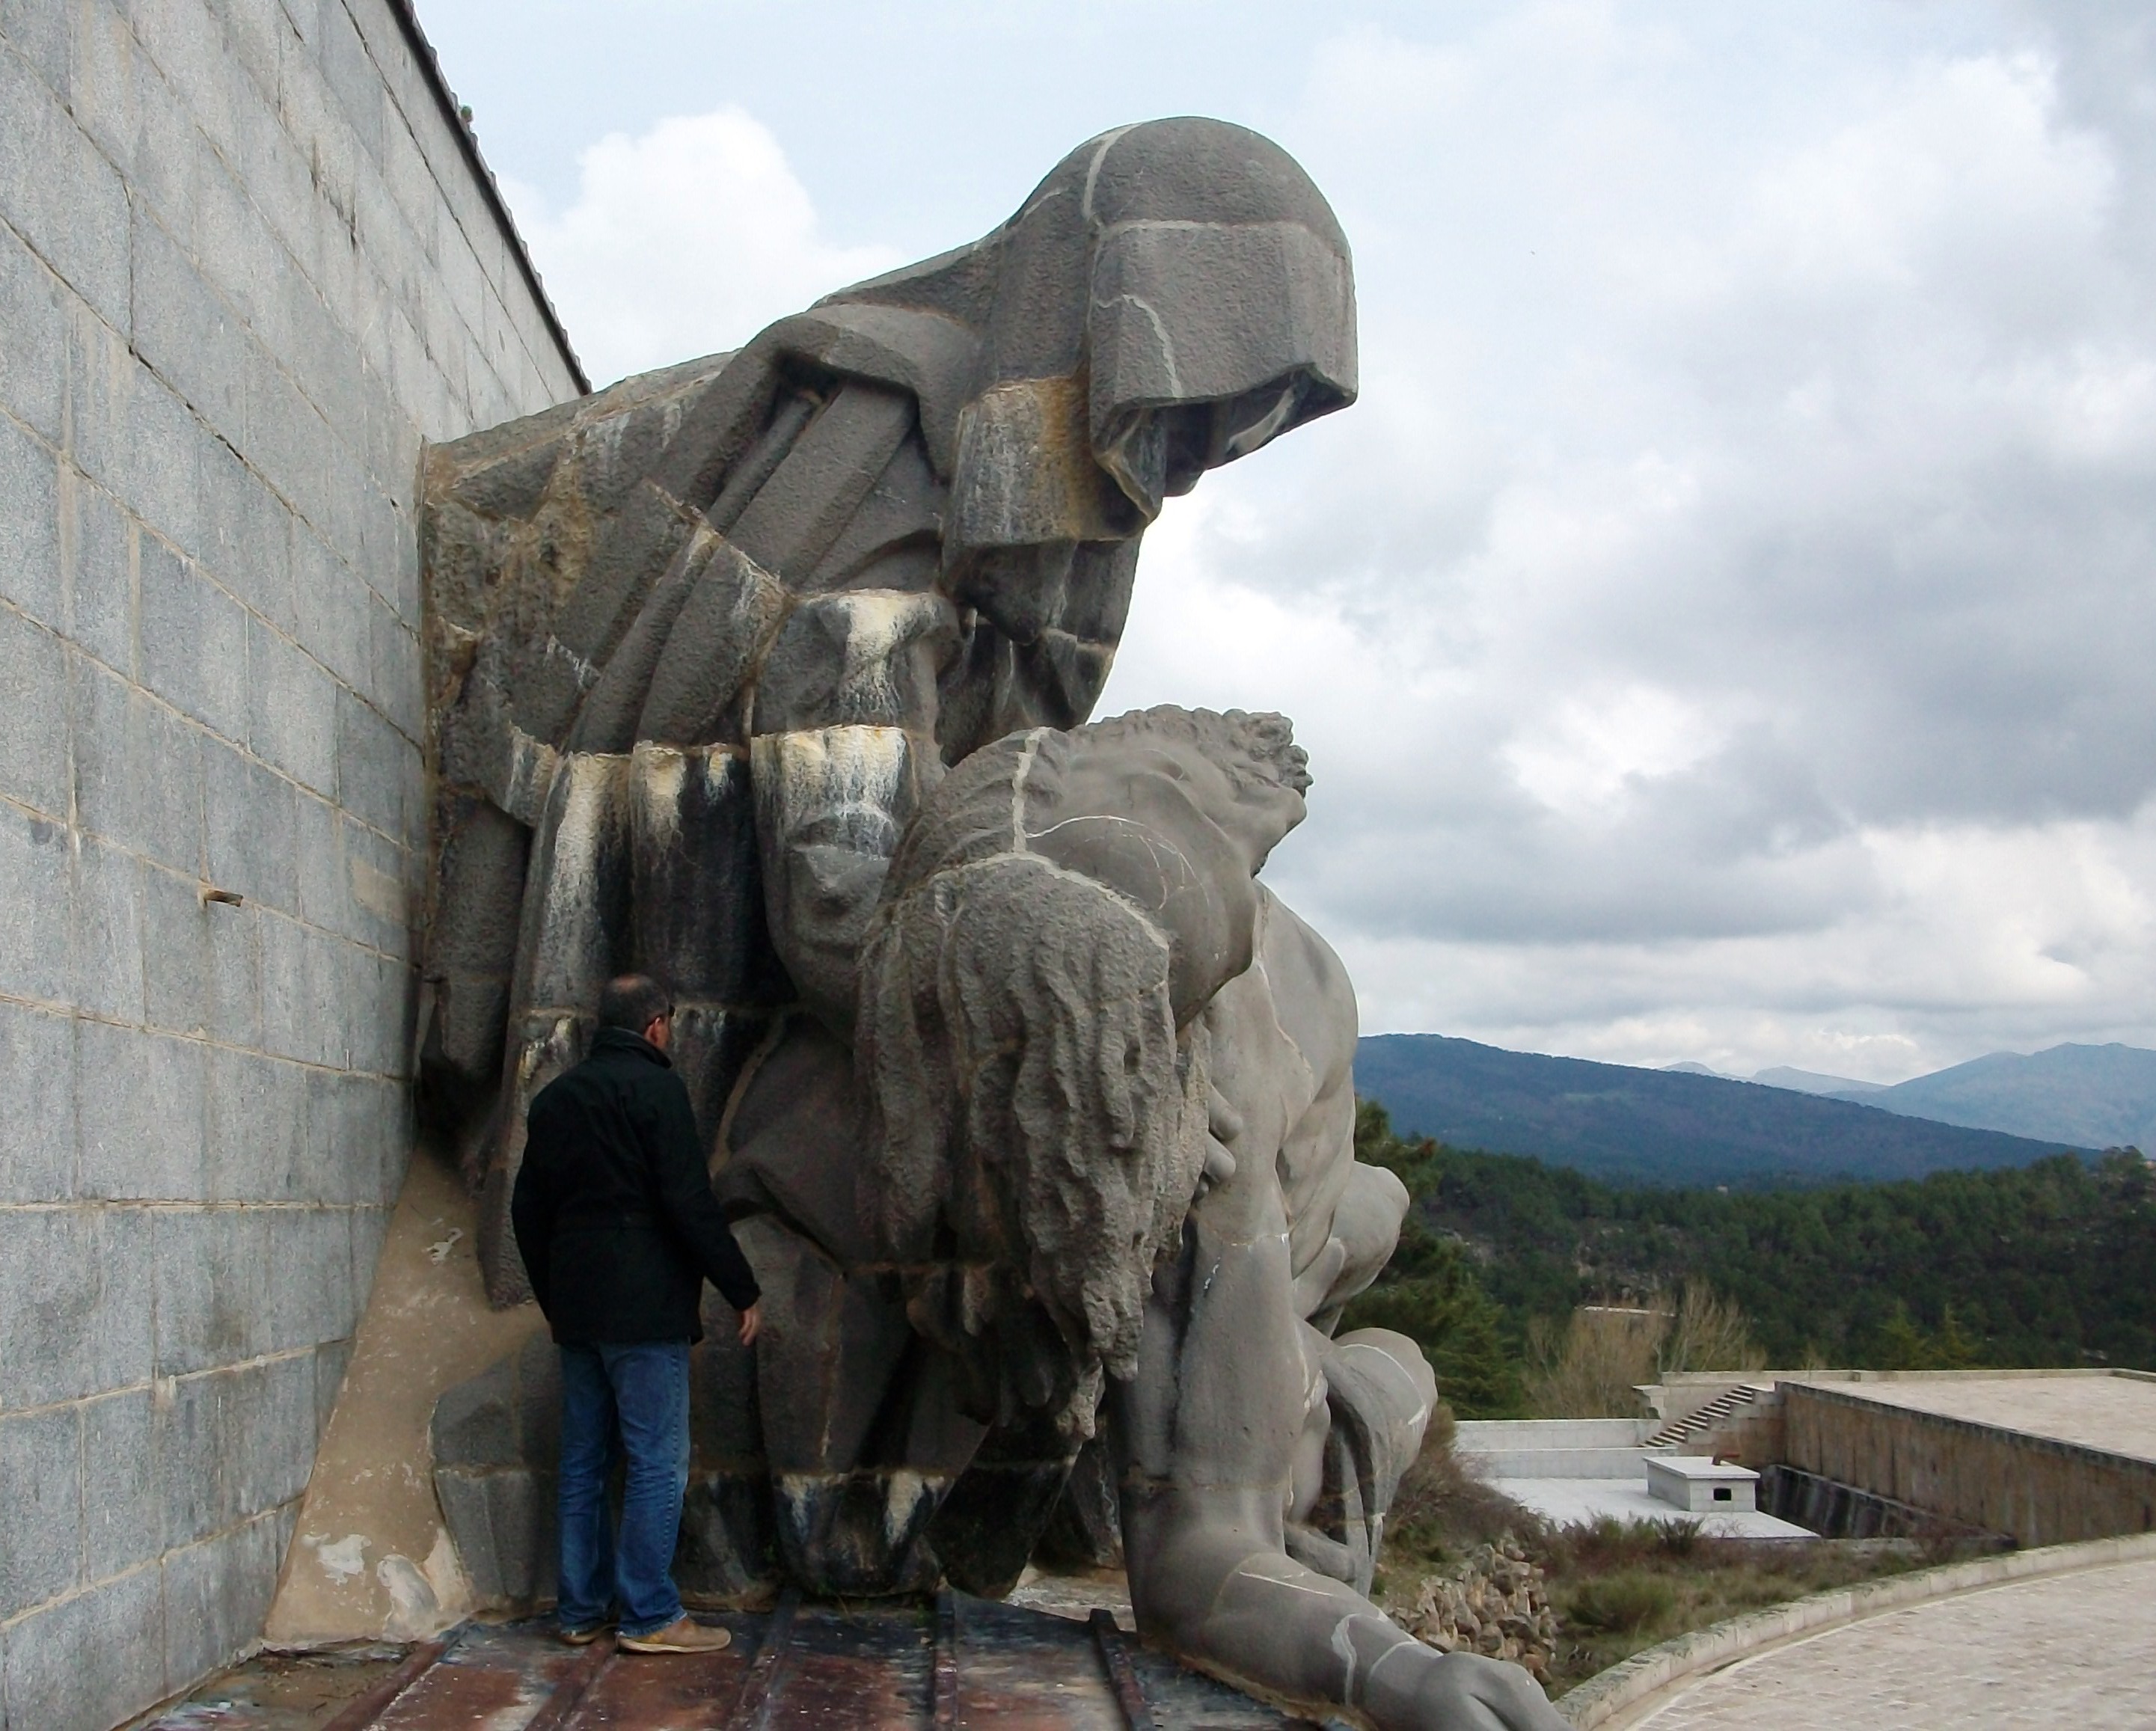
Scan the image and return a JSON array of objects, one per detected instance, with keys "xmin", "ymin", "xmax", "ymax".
[
  {"xmin": 738, "ymin": 1302, "xmax": 762, "ymax": 1346},
  {"xmin": 1366, "ymin": 1650, "xmax": 1571, "ymax": 1731}
]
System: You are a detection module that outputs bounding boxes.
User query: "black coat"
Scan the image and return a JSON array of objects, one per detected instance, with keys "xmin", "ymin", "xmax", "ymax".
[{"xmin": 510, "ymin": 1029, "xmax": 762, "ymax": 1344}]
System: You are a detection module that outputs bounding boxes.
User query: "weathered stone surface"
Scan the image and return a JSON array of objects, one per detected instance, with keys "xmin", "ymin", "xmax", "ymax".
[
  {"xmin": 414, "ymin": 114, "xmax": 1558, "ymax": 1731},
  {"xmin": 0, "ymin": 0, "xmax": 578, "ymax": 1717}
]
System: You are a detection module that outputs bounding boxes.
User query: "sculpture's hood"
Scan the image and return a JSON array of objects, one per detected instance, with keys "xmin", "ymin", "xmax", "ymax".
[{"xmin": 815, "ymin": 117, "xmax": 1359, "ymax": 546}]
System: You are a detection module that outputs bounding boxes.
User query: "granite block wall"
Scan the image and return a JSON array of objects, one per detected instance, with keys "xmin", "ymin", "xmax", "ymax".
[{"xmin": 0, "ymin": 1, "xmax": 579, "ymax": 1724}]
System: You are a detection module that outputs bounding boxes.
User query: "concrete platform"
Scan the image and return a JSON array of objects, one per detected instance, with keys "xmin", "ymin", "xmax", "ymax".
[
  {"xmin": 1787, "ymin": 1371, "xmax": 2156, "ymax": 1462},
  {"xmin": 1494, "ymin": 1477, "xmax": 1813, "ymax": 1539}
]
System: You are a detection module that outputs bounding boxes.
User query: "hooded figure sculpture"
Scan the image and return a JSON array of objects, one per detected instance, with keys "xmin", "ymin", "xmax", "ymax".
[
  {"xmin": 420, "ymin": 118, "xmax": 1571, "ymax": 1731},
  {"xmin": 420, "ymin": 117, "xmax": 1358, "ymax": 1305}
]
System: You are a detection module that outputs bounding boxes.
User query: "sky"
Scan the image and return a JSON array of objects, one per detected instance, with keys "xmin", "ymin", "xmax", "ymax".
[{"xmin": 415, "ymin": 1, "xmax": 2156, "ymax": 1082}]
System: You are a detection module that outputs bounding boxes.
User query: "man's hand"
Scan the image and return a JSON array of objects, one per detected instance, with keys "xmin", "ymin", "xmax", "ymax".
[{"xmin": 737, "ymin": 1302, "xmax": 762, "ymax": 1346}]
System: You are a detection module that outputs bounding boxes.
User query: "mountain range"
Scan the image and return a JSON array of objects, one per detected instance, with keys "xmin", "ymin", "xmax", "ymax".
[
  {"xmin": 1354, "ymin": 1033, "xmax": 2095, "ymax": 1189},
  {"xmin": 1682, "ymin": 1042, "xmax": 2156, "ymax": 1150}
]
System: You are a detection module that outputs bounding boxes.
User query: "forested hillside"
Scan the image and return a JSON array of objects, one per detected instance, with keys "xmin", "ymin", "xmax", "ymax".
[
  {"xmin": 1354, "ymin": 1033, "xmax": 2086, "ymax": 1188},
  {"xmin": 1340, "ymin": 1102, "xmax": 2156, "ymax": 1418}
]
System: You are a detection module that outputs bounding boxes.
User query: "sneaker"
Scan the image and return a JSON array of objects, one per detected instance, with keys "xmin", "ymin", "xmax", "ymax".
[{"xmin": 619, "ymin": 1616, "xmax": 732, "ymax": 1655}]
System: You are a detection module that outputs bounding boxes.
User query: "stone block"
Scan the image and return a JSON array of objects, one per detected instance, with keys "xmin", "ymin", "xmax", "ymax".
[
  {"xmin": 343, "ymin": 818, "xmax": 412, "ymax": 958},
  {"xmin": 0, "ymin": 800, "xmax": 71, "ymax": 1005},
  {"xmin": 61, "ymin": 0, "xmax": 141, "ymax": 181},
  {"xmin": 162, "ymin": 1511, "xmax": 281, "ymax": 1699},
  {"xmin": 0, "ymin": 32, "xmax": 130, "ymax": 331},
  {"xmin": 351, "ymin": 1200, "xmax": 392, "ymax": 1305},
  {"xmin": 434, "ymin": 1466, "xmax": 553, "ymax": 1608},
  {"xmin": 139, "ymin": 861, "xmax": 215, "ymax": 1034},
  {"xmin": 129, "ymin": 0, "xmax": 246, "ymax": 171},
  {"xmin": 70, "ymin": 831, "xmax": 144, "ymax": 1024},
  {"xmin": 129, "ymin": 202, "xmax": 248, "ymax": 452},
  {"xmin": 0, "ymin": 605, "xmax": 67, "ymax": 818},
  {"xmin": 153, "ymin": 1207, "xmax": 267, "ymax": 1379},
  {"xmin": 368, "ymin": 583, "xmax": 421, "ymax": 733},
  {"xmin": 202, "ymin": 439, "xmax": 295, "ymax": 632},
  {"xmin": 0, "ymin": 998, "xmax": 75, "ymax": 1201},
  {"xmin": 206, "ymin": 738, "xmax": 299, "ymax": 913},
  {"xmin": 0, "ymin": 1563, "xmax": 165, "ymax": 1731},
  {"xmin": 0, "ymin": 1406, "xmax": 82, "ymax": 1619},
  {"xmin": 243, "ymin": 346, "xmax": 331, "ymax": 536},
  {"xmin": 262, "ymin": 1206, "xmax": 355, "ymax": 1353},
  {"xmin": 83, "ymin": 1387, "xmax": 164, "ymax": 1580},
  {"xmin": 205, "ymin": 1046, "xmax": 310, "ymax": 1200},
  {"xmin": 291, "ymin": 522, "xmax": 370, "ymax": 694},
  {"xmin": 117, "ymin": 17, "xmax": 197, "ymax": 242},
  {"xmin": 248, "ymin": 617, "xmax": 337, "ymax": 794},
  {"xmin": 335, "ymin": 686, "xmax": 416, "ymax": 843},
  {"xmin": 302, "ymin": 925, "xmax": 353, "ymax": 1068},
  {"xmin": 0, "ymin": 208, "xmax": 66, "ymax": 447},
  {"xmin": 293, "ymin": 790, "xmax": 344, "ymax": 935},
  {"xmin": 67, "ymin": 326, "xmax": 205, "ymax": 561},
  {"xmin": 139, "ymin": 533, "xmax": 248, "ymax": 742},
  {"xmin": 316, "ymin": 0, "xmax": 385, "ymax": 164},
  {"xmin": 64, "ymin": 470, "xmax": 132, "ymax": 676},
  {"xmin": 0, "ymin": 382, "xmax": 60, "ymax": 629},
  {"xmin": 303, "ymin": 1068, "xmax": 365, "ymax": 1203},
  {"xmin": 70, "ymin": 655, "xmax": 203, "ymax": 872},
  {"xmin": 430, "ymin": 1352, "xmax": 518, "ymax": 1467},
  {"xmin": 206, "ymin": 898, "xmax": 263, "ymax": 1049},
  {"xmin": 237, "ymin": 99, "xmax": 317, "ymax": 298},
  {"xmin": 356, "ymin": 948, "xmax": 415, "ymax": 1077},
  {"xmin": 0, "ymin": 1206, "xmax": 153, "ymax": 1407},
  {"xmin": 76, "ymin": 1020, "xmax": 206, "ymax": 1201},
  {"xmin": 313, "ymin": 1335, "xmax": 352, "ymax": 1437},
  {"xmin": 249, "ymin": 1349, "xmax": 322, "ymax": 1509},
  {"xmin": 257, "ymin": 908, "xmax": 310, "ymax": 1064},
  {"xmin": 209, "ymin": 0, "xmax": 286, "ymax": 106},
  {"xmin": 0, "ymin": 0, "xmax": 70, "ymax": 100},
  {"xmin": 158, "ymin": 1355, "xmax": 313, "ymax": 1548}
]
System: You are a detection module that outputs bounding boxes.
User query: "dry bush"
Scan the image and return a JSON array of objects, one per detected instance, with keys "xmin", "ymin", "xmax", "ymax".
[
  {"xmin": 1523, "ymin": 1306, "xmax": 1667, "ymax": 1418},
  {"xmin": 1660, "ymin": 1281, "xmax": 1766, "ymax": 1375},
  {"xmin": 1523, "ymin": 1283, "xmax": 1764, "ymax": 1416}
]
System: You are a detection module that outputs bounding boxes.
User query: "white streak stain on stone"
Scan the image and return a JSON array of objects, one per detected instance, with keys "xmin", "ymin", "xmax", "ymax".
[
  {"xmin": 754, "ymin": 726, "xmax": 912, "ymax": 852},
  {"xmin": 313, "ymin": 1533, "xmax": 367, "ymax": 1582},
  {"xmin": 1332, "ymin": 1613, "xmax": 1360, "ymax": 1697},
  {"xmin": 631, "ymin": 743, "xmax": 688, "ymax": 850},
  {"xmin": 882, "ymin": 1469, "xmax": 932, "ymax": 1548}
]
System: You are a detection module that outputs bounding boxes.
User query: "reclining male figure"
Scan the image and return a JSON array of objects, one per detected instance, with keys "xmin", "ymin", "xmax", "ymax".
[{"xmin": 854, "ymin": 707, "xmax": 1568, "ymax": 1731}]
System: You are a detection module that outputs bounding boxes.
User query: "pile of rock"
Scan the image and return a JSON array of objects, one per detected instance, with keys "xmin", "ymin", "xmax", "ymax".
[{"xmin": 1402, "ymin": 1540, "xmax": 1560, "ymax": 1678}]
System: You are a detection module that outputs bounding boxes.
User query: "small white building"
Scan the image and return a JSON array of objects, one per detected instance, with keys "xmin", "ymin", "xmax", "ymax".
[{"xmin": 1647, "ymin": 1456, "xmax": 1761, "ymax": 1514}]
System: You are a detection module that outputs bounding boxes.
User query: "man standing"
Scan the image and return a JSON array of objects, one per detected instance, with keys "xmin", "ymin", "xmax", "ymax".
[{"xmin": 511, "ymin": 974, "xmax": 763, "ymax": 1652}]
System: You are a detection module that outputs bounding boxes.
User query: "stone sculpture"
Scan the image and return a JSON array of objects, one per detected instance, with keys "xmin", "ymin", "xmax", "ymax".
[{"xmin": 420, "ymin": 117, "xmax": 1565, "ymax": 1729}]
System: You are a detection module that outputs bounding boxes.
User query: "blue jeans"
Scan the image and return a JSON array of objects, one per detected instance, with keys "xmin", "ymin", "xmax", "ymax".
[{"xmin": 555, "ymin": 1341, "xmax": 691, "ymax": 1637}]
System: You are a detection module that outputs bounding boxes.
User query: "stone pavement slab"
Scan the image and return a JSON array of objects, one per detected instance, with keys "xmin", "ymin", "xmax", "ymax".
[{"xmin": 1624, "ymin": 1554, "xmax": 2156, "ymax": 1729}]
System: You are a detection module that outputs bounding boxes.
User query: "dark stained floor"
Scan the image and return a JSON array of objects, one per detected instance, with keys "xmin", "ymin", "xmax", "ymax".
[{"xmin": 138, "ymin": 1593, "xmax": 1322, "ymax": 1731}]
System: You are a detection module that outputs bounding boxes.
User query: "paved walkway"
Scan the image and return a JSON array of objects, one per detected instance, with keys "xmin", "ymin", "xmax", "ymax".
[{"xmin": 1623, "ymin": 1554, "xmax": 2156, "ymax": 1729}]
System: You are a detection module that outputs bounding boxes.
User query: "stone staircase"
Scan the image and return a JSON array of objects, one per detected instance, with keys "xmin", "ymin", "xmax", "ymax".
[{"xmin": 1644, "ymin": 1382, "xmax": 1773, "ymax": 1449}]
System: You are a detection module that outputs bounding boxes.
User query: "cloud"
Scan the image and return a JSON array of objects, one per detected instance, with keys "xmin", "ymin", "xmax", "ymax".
[
  {"xmin": 1097, "ymin": 7, "xmax": 2156, "ymax": 1076},
  {"xmin": 465, "ymin": 6, "xmax": 2156, "ymax": 1083},
  {"xmin": 504, "ymin": 110, "xmax": 901, "ymax": 386}
]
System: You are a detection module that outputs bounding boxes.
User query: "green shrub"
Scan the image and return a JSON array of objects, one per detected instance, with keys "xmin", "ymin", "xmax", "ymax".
[{"xmin": 1562, "ymin": 1572, "xmax": 1676, "ymax": 1633}]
